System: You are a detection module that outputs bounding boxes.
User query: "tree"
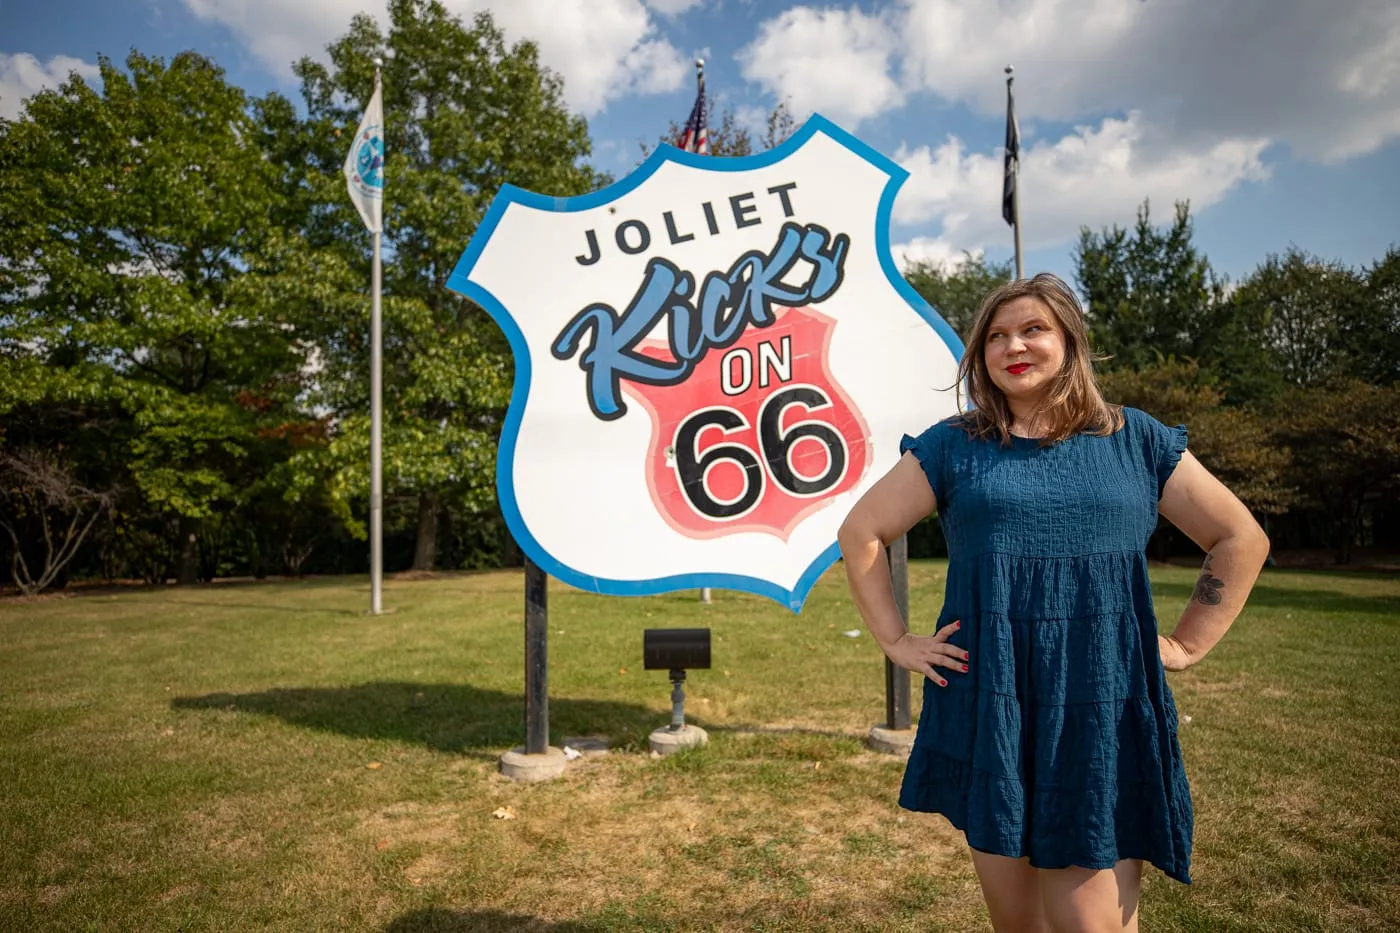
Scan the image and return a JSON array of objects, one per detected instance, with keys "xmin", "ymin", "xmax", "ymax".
[
  {"xmin": 1075, "ymin": 200, "xmax": 1226, "ymax": 372},
  {"xmin": 762, "ymin": 99, "xmax": 799, "ymax": 150},
  {"xmin": 1272, "ymin": 381, "xmax": 1400, "ymax": 563},
  {"xmin": 1349, "ymin": 246, "xmax": 1400, "ymax": 386},
  {"xmin": 1100, "ymin": 360, "xmax": 1294, "ymax": 517},
  {"xmin": 0, "ymin": 51, "xmax": 328, "ymax": 584},
  {"xmin": 290, "ymin": 0, "xmax": 605, "ymax": 570},
  {"xmin": 645, "ymin": 106, "xmax": 752, "ymax": 158},
  {"xmin": 643, "ymin": 99, "xmax": 800, "ymax": 160},
  {"xmin": 1229, "ymin": 248, "xmax": 1368, "ymax": 390},
  {"xmin": 0, "ymin": 447, "xmax": 113, "ymax": 595},
  {"xmin": 903, "ymin": 253, "xmax": 1014, "ymax": 344}
]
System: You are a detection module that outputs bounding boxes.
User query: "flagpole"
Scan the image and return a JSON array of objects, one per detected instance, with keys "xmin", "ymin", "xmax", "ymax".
[
  {"xmin": 370, "ymin": 57, "xmax": 385, "ymax": 615},
  {"xmin": 1006, "ymin": 65, "xmax": 1023, "ymax": 280},
  {"xmin": 694, "ymin": 55, "xmax": 712, "ymax": 607}
]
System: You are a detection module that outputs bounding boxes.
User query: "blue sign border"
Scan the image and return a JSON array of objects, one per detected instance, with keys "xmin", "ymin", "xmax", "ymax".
[{"xmin": 446, "ymin": 113, "xmax": 964, "ymax": 612}]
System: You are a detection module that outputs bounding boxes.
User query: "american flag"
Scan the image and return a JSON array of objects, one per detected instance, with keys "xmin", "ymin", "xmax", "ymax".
[{"xmin": 677, "ymin": 70, "xmax": 709, "ymax": 155}]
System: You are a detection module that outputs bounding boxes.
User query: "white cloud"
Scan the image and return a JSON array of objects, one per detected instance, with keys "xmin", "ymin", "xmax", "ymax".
[
  {"xmin": 180, "ymin": 0, "xmax": 689, "ymax": 115},
  {"xmin": 895, "ymin": 0, "xmax": 1400, "ymax": 162},
  {"xmin": 646, "ymin": 0, "xmax": 707, "ymax": 16},
  {"xmin": 735, "ymin": 6, "xmax": 902, "ymax": 128},
  {"xmin": 733, "ymin": 103, "xmax": 769, "ymax": 137},
  {"xmin": 893, "ymin": 112, "xmax": 1271, "ymax": 255},
  {"xmin": 726, "ymin": 1, "xmax": 1381, "ymax": 262},
  {"xmin": 470, "ymin": 0, "xmax": 688, "ymax": 110},
  {"xmin": 0, "ymin": 53, "xmax": 100, "ymax": 120},
  {"xmin": 891, "ymin": 237, "xmax": 975, "ymax": 273},
  {"xmin": 734, "ymin": 0, "xmax": 1400, "ymax": 162},
  {"xmin": 892, "ymin": 135, "xmax": 983, "ymax": 227}
]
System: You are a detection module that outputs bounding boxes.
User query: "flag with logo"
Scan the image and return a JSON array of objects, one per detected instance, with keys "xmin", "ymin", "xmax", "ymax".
[
  {"xmin": 677, "ymin": 72, "xmax": 709, "ymax": 154},
  {"xmin": 344, "ymin": 79, "xmax": 385, "ymax": 233},
  {"xmin": 1002, "ymin": 79, "xmax": 1019, "ymax": 227}
]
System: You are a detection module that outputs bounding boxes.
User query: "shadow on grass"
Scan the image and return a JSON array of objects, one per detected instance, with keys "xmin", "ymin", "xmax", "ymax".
[
  {"xmin": 1154, "ymin": 581, "xmax": 1400, "ymax": 617},
  {"xmin": 385, "ymin": 909, "xmax": 594, "ymax": 932},
  {"xmin": 171, "ymin": 681, "xmax": 665, "ymax": 757},
  {"xmin": 385, "ymin": 898, "xmax": 950, "ymax": 932}
]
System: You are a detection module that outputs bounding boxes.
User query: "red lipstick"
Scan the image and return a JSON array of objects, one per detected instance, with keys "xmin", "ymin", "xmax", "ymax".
[{"xmin": 1007, "ymin": 363, "xmax": 1031, "ymax": 375}]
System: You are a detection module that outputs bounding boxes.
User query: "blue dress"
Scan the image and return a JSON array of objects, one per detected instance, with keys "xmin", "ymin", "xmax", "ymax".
[{"xmin": 898, "ymin": 406, "xmax": 1194, "ymax": 883}]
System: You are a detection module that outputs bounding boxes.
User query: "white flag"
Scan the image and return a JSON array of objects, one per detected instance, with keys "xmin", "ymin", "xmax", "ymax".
[{"xmin": 343, "ymin": 80, "xmax": 384, "ymax": 233}]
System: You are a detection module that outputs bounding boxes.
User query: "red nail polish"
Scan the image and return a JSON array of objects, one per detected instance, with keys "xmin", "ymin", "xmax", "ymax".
[{"xmin": 961, "ymin": 664, "xmax": 969, "ymax": 672}]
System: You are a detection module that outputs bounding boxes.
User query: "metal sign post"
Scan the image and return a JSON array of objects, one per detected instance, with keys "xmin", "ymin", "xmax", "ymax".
[
  {"xmin": 869, "ymin": 534, "xmax": 914, "ymax": 754},
  {"xmin": 499, "ymin": 556, "xmax": 568, "ymax": 782},
  {"xmin": 885, "ymin": 534, "xmax": 911, "ymax": 731},
  {"xmin": 524, "ymin": 556, "xmax": 549, "ymax": 754}
]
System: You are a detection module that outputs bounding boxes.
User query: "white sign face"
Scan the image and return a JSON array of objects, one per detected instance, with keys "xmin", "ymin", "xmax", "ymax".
[{"xmin": 447, "ymin": 115, "xmax": 963, "ymax": 611}]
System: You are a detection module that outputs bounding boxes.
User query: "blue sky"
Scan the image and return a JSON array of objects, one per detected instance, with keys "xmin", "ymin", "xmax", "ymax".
[{"xmin": 3, "ymin": 0, "xmax": 1397, "ymax": 287}]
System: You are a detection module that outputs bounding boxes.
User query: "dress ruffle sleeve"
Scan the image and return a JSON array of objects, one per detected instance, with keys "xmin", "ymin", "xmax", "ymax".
[
  {"xmin": 900, "ymin": 420, "xmax": 952, "ymax": 508},
  {"xmin": 1151, "ymin": 420, "xmax": 1189, "ymax": 499}
]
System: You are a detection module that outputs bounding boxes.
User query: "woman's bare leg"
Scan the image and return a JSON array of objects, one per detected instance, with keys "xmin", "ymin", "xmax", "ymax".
[
  {"xmin": 969, "ymin": 848, "xmax": 1050, "ymax": 933},
  {"xmin": 1037, "ymin": 859, "xmax": 1144, "ymax": 933}
]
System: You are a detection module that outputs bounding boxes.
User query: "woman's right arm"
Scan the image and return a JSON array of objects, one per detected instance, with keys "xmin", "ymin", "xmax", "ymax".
[{"xmin": 837, "ymin": 452, "xmax": 968, "ymax": 685}]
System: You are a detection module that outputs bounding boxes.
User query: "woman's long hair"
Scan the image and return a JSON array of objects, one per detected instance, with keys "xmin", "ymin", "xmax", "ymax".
[{"xmin": 956, "ymin": 272, "xmax": 1123, "ymax": 445}]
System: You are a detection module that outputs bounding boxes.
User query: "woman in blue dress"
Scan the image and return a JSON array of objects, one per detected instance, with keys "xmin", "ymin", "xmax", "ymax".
[{"xmin": 838, "ymin": 273, "xmax": 1271, "ymax": 932}]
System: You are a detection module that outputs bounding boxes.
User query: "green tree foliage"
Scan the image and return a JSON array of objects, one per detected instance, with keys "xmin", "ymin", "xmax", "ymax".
[
  {"xmin": 290, "ymin": 0, "xmax": 605, "ymax": 570},
  {"xmin": 1228, "ymin": 248, "xmax": 1370, "ymax": 390},
  {"xmin": 1210, "ymin": 246, "xmax": 1400, "ymax": 404},
  {"xmin": 903, "ymin": 253, "xmax": 1014, "ymax": 344},
  {"xmin": 1075, "ymin": 200, "xmax": 1226, "ymax": 372},
  {"xmin": 1099, "ymin": 361, "xmax": 1293, "ymax": 515},
  {"xmin": 1271, "ymin": 381, "xmax": 1400, "ymax": 563},
  {"xmin": 0, "ymin": 51, "xmax": 335, "ymax": 584},
  {"xmin": 1361, "ymin": 246, "xmax": 1400, "ymax": 386}
]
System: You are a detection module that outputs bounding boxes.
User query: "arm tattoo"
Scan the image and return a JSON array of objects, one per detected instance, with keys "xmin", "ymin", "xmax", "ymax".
[{"xmin": 1192, "ymin": 553, "xmax": 1225, "ymax": 606}]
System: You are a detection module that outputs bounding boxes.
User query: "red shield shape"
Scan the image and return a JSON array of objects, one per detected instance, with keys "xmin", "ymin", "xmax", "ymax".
[{"xmin": 623, "ymin": 307, "xmax": 871, "ymax": 541}]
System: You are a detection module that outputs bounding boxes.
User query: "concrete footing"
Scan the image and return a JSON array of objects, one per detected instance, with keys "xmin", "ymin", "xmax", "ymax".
[
  {"xmin": 498, "ymin": 746, "xmax": 568, "ymax": 783},
  {"xmin": 867, "ymin": 725, "xmax": 915, "ymax": 756},
  {"xmin": 649, "ymin": 724, "xmax": 708, "ymax": 756}
]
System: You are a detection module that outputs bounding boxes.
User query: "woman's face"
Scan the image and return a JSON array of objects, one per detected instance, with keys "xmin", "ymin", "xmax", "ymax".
[{"xmin": 983, "ymin": 296, "xmax": 1067, "ymax": 409}]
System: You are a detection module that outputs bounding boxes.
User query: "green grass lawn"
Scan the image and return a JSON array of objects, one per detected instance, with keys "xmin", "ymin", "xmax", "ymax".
[{"xmin": 1, "ymin": 562, "xmax": 1397, "ymax": 932}]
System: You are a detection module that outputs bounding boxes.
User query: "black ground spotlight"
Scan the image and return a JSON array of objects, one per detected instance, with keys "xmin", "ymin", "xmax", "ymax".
[{"xmin": 642, "ymin": 627, "xmax": 711, "ymax": 754}]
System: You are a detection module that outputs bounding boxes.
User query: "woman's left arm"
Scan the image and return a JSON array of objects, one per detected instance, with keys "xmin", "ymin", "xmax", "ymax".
[{"xmin": 1156, "ymin": 450, "xmax": 1273, "ymax": 670}]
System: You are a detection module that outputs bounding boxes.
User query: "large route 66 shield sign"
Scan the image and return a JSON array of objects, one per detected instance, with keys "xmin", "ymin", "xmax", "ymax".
[{"xmin": 447, "ymin": 115, "xmax": 963, "ymax": 611}]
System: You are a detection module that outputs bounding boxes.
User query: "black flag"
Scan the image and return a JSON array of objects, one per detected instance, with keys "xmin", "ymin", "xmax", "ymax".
[{"xmin": 1002, "ymin": 79, "xmax": 1019, "ymax": 227}]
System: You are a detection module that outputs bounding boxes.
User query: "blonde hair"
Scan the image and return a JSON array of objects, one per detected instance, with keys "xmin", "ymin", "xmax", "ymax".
[{"xmin": 956, "ymin": 272, "xmax": 1123, "ymax": 445}]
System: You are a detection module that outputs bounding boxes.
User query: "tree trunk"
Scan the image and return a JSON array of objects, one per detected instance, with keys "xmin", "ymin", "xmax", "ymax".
[
  {"xmin": 1336, "ymin": 500, "xmax": 1365, "ymax": 565},
  {"xmin": 250, "ymin": 530, "xmax": 268, "ymax": 579},
  {"xmin": 177, "ymin": 515, "xmax": 199, "ymax": 585},
  {"xmin": 412, "ymin": 489, "xmax": 439, "ymax": 572}
]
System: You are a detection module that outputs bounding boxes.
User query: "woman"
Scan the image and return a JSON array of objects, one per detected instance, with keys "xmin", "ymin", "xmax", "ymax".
[{"xmin": 838, "ymin": 273, "xmax": 1270, "ymax": 932}]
